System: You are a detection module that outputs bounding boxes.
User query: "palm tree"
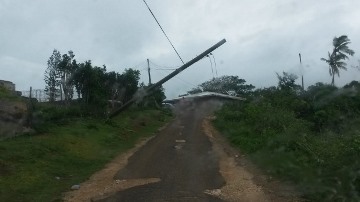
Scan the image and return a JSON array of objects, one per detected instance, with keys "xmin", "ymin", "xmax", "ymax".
[{"xmin": 321, "ymin": 35, "xmax": 355, "ymax": 86}]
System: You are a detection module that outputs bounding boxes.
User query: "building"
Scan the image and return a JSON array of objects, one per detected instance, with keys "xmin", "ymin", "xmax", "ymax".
[
  {"xmin": 163, "ymin": 91, "xmax": 245, "ymax": 104},
  {"xmin": 0, "ymin": 80, "xmax": 15, "ymax": 91}
]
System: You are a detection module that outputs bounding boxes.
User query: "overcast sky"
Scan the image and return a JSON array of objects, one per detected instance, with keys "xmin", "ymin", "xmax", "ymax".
[{"xmin": 1, "ymin": 0, "xmax": 360, "ymax": 98}]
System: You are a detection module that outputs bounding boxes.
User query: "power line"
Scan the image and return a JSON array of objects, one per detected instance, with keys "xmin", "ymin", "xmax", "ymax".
[
  {"xmin": 210, "ymin": 53, "xmax": 218, "ymax": 76},
  {"xmin": 131, "ymin": 61, "xmax": 147, "ymax": 71},
  {"xmin": 154, "ymin": 68, "xmax": 177, "ymax": 71},
  {"xmin": 154, "ymin": 68, "xmax": 197, "ymax": 88},
  {"xmin": 206, "ymin": 54, "xmax": 214, "ymax": 78},
  {"xmin": 142, "ymin": 0, "xmax": 185, "ymax": 64},
  {"xmin": 149, "ymin": 60, "xmax": 180, "ymax": 70}
]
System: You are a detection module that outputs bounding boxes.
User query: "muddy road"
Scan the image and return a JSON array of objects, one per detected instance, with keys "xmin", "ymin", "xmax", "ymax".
[{"xmin": 64, "ymin": 99, "xmax": 301, "ymax": 202}]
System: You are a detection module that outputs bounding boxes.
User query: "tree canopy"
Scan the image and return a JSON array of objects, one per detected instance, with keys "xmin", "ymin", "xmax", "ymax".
[
  {"xmin": 321, "ymin": 35, "xmax": 355, "ymax": 85},
  {"xmin": 187, "ymin": 75, "xmax": 255, "ymax": 97},
  {"xmin": 44, "ymin": 49, "xmax": 164, "ymax": 110}
]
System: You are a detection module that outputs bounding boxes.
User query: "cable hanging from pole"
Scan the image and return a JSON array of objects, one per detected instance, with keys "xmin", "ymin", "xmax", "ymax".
[
  {"xmin": 206, "ymin": 54, "xmax": 214, "ymax": 78},
  {"xmin": 142, "ymin": 0, "xmax": 185, "ymax": 64},
  {"xmin": 210, "ymin": 53, "xmax": 218, "ymax": 77}
]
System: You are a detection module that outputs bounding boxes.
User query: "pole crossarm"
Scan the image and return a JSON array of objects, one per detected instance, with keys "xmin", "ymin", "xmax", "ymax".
[{"xmin": 109, "ymin": 38, "xmax": 226, "ymax": 118}]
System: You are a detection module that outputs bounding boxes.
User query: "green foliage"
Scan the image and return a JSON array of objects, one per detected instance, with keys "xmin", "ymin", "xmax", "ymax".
[
  {"xmin": 137, "ymin": 84, "xmax": 166, "ymax": 109},
  {"xmin": 118, "ymin": 68, "xmax": 141, "ymax": 103},
  {"xmin": 44, "ymin": 49, "xmax": 143, "ymax": 114},
  {"xmin": 214, "ymin": 77, "xmax": 360, "ymax": 201},
  {"xmin": 44, "ymin": 49, "xmax": 61, "ymax": 102},
  {"xmin": 0, "ymin": 109, "xmax": 171, "ymax": 202},
  {"xmin": 187, "ymin": 75, "xmax": 255, "ymax": 97},
  {"xmin": 0, "ymin": 86, "xmax": 21, "ymax": 101},
  {"xmin": 276, "ymin": 71, "xmax": 301, "ymax": 92},
  {"xmin": 72, "ymin": 61, "xmax": 108, "ymax": 106}
]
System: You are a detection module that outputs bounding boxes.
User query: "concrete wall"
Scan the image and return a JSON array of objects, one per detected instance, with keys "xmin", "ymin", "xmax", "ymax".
[{"xmin": 0, "ymin": 80, "xmax": 15, "ymax": 91}]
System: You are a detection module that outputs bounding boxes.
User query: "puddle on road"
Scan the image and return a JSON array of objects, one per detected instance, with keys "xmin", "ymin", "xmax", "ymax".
[{"xmin": 174, "ymin": 145, "xmax": 183, "ymax": 150}]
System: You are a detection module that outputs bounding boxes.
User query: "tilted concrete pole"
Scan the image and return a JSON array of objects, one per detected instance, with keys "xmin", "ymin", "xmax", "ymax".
[{"xmin": 109, "ymin": 38, "xmax": 227, "ymax": 118}]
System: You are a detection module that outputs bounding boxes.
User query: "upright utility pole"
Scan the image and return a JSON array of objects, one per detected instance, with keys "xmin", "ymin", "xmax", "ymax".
[
  {"xmin": 109, "ymin": 38, "xmax": 227, "ymax": 118},
  {"xmin": 147, "ymin": 59, "xmax": 152, "ymax": 85},
  {"xmin": 299, "ymin": 53, "xmax": 304, "ymax": 90}
]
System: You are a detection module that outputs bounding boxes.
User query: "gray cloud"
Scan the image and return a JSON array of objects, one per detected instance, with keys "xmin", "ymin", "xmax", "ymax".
[{"xmin": 1, "ymin": 0, "xmax": 359, "ymax": 98}]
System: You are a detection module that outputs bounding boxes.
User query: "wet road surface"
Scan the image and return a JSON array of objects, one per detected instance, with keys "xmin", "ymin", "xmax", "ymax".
[{"xmin": 96, "ymin": 100, "xmax": 225, "ymax": 202}]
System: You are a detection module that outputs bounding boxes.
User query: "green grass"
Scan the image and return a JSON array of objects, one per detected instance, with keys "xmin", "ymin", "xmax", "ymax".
[
  {"xmin": 0, "ymin": 109, "xmax": 171, "ymax": 202},
  {"xmin": 214, "ymin": 101, "xmax": 360, "ymax": 201},
  {"xmin": 0, "ymin": 86, "xmax": 22, "ymax": 101}
]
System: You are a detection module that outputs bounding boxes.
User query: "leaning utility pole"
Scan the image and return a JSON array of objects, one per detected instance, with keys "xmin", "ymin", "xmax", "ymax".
[
  {"xmin": 109, "ymin": 38, "xmax": 227, "ymax": 118},
  {"xmin": 299, "ymin": 53, "xmax": 304, "ymax": 90},
  {"xmin": 147, "ymin": 58, "xmax": 152, "ymax": 85}
]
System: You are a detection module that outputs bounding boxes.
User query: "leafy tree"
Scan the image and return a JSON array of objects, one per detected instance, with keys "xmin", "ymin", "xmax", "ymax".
[
  {"xmin": 105, "ymin": 71, "xmax": 122, "ymax": 102},
  {"xmin": 72, "ymin": 61, "xmax": 108, "ymax": 105},
  {"xmin": 321, "ymin": 35, "xmax": 355, "ymax": 86},
  {"xmin": 187, "ymin": 75, "xmax": 255, "ymax": 97},
  {"xmin": 276, "ymin": 72, "xmax": 301, "ymax": 92},
  {"xmin": 44, "ymin": 49, "xmax": 61, "ymax": 102},
  {"xmin": 187, "ymin": 87, "xmax": 202, "ymax": 95},
  {"xmin": 117, "ymin": 68, "xmax": 140, "ymax": 103},
  {"xmin": 138, "ymin": 83, "xmax": 166, "ymax": 108},
  {"xmin": 57, "ymin": 51, "xmax": 77, "ymax": 103}
]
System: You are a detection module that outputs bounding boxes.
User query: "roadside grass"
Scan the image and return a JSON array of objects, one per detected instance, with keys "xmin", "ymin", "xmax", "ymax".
[
  {"xmin": 0, "ymin": 86, "xmax": 22, "ymax": 101},
  {"xmin": 0, "ymin": 109, "xmax": 171, "ymax": 202},
  {"xmin": 213, "ymin": 101, "xmax": 360, "ymax": 201}
]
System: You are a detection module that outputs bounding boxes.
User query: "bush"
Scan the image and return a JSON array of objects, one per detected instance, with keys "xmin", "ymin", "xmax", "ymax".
[{"xmin": 214, "ymin": 80, "xmax": 360, "ymax": 201}]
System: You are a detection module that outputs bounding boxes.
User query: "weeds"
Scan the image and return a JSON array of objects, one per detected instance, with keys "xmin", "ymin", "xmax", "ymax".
[
  {"xmin": 0, "ymin": 109, "xmax": 171, "ymax": 202},
  {"xmin": 214, "ymin": 81, "xmax": 360, "ymax": 201}
]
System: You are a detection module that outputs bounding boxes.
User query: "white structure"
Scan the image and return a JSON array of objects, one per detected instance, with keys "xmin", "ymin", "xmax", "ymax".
[{"xmin": 163, "ymin": 91, "xmax": 245, "ymax": 104}]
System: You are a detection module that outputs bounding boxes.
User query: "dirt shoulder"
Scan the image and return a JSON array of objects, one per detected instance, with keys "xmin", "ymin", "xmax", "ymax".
[
  {"xmin": 203, "ymin": 116, "xmax": 303, "ymax": 202},
  {"xmin": 62, "ymin": 135, "xmax": 160, "ymax": 202}
]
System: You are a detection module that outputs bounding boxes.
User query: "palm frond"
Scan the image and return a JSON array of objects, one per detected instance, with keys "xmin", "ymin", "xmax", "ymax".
[
  {"xmin": 321, "ymin": 58, "xmax": 329, "ymax": 63},
  {"xmin": 333, "ymin": 35, "xmax": 350, "ymax": 47},
  {"xmin": 335, "ymin": 52, "xmax": 348, "ymax": 60}
]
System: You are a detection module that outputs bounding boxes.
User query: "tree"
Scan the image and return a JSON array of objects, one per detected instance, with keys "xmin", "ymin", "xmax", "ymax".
[
  {"xmin": 72, "ymin": 61, "xmax": 108, "ymax": 105},
  {"xmin": 276, "ymin": 72, "xmax": 301, "ymax": 92},
  {"xmin": 44, "ymin": 49, "xmax": 61, "ymax": 102},
  {"xmin": 187, "ymin": 75, "xmax": 255, "ymax": 97},
  {"xmin": 321, "ymin": 35, "xmax": 355, "ymax": 86},
  {"xmin": 138, "ymin": 83, "xmax": 166, "ymax": 108},
  {"xmin": 187, "ymin": 87, "xmax": 202, "ymax": 95},
  {"xmin": 57, "ymin": 51, "xmax": 77, "ymax": 103},
  {"xmin": 118, "ymin": 68, "xmax": 140, "ymax": 103}
]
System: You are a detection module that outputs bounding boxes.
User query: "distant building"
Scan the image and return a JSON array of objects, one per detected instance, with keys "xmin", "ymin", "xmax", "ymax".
[
  {"xmin": 0, "ymin": 80, "xmax": 15, "ymax": 91},
  {"xmin": 163, "ymin": 91, "xmax": 245, "ymax": 104}
]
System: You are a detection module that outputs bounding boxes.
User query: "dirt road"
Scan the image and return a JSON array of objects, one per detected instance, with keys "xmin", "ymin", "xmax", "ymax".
[{"xmin": 64, "ymin": 99, "xmax": 301, "ymax": 202}]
